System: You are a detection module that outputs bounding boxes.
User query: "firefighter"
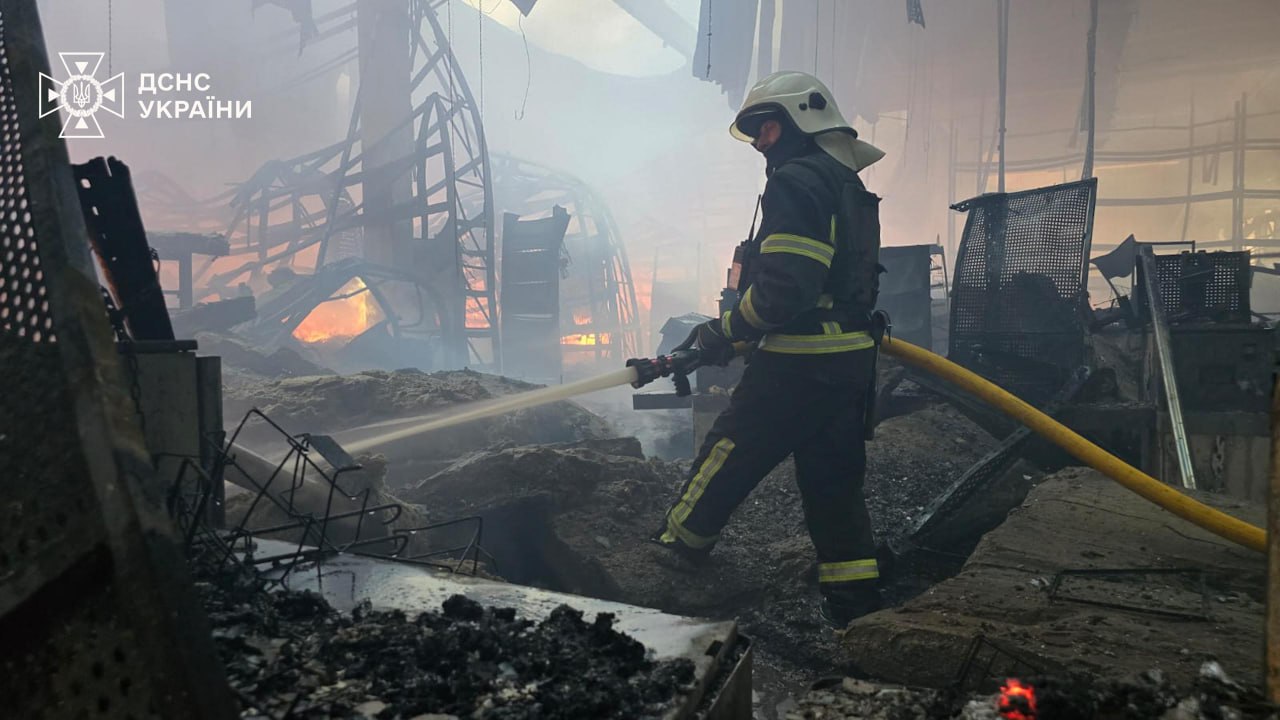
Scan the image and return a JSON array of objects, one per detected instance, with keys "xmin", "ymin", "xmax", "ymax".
[{"xmin": 652, "ymin": 71, "xmax": 887, "ymax": 628}]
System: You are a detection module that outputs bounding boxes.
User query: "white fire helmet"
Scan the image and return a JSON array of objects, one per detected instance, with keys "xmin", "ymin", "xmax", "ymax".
[{"xmin": 730, "ymin": 71, "xmax": 885, "ymax": 172}]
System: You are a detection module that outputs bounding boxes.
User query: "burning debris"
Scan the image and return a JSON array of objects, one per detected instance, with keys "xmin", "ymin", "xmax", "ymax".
[
  {"xmin": 786, "ymin": 664, "xmax": 1280, "ymax": 720},
  {"xmin": 996, "ymin": 678, "xmax": 1036, "ymax": 719},
  {"xmin": 195, "ymin": 554, "xmax": 697, "ymax": 719},
  {"xmin": 291, "ymin": 277, "xmax": 384, "ymax": 345}
]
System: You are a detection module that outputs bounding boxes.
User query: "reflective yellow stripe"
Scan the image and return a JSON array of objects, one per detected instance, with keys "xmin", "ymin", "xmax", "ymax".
[
  {"xmin": 821, "ymin": 321, "xmax": 841, "ymax": 335},
  {"xmin": 738, "ymin": 287, "xmax": 774, "ymax": 330},
  {"xmin": 760, "ymin": 233, "xmax": 835, "ymax": 268},
  {"xmin": 829, "ymin": 214, "xmax": 837, "ymax": 244},
  {"xmin": 671, "ymin": 438, "xmax": 735, "ymax": 527},
  {"xmin": 816, "ymin": 293, "xmax": 834, "ymax": 310},
  {"xmin": 661, "ymin": 514, "xmax": 718, "ymax": 549},
  {"xmin": 757, "ymin": 330, "xmax": 875, "ymax": 355},
  {"xmin": 721, "ymin": 310, "xmax": 733, "ymax": 338},
  {"xmin": 818, "ymin": 559, "xmax": 880, "ymax": 583}
]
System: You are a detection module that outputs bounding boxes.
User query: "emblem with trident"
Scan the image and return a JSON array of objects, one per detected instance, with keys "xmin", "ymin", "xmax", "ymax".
[{"xmin": 38, "ymin": 52, "xmax": 125, "ymax": 139}]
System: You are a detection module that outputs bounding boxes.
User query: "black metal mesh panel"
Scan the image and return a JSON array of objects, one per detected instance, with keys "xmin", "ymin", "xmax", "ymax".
[
  {"xmin": 0, "ymin": 6, "xmax": 100, "ymax": 618},
  {"xmin": 949, "ymin": 179, "xmax": 1096, "ymax": 404},
  {"xmin": 0, "ymin": 2, "xmax": 233, "ymax": 715},
  {"xmin": 0, "ymin": 341, "xmax": 105, "ymax": 612},
  {"xmin": 1146, "ymin": 250, "xmax": 1250, "ymax": 322},
  {"xmin": 0, "ymin": 6, "xmax": 148, "ymax": 711},
  {"xmin": 2, "ymin": 583, "xmax": 162, "ymax": 719},
  {"xmin": 0, "ymin": 20, "xmax": 52, "ymax": 342}
]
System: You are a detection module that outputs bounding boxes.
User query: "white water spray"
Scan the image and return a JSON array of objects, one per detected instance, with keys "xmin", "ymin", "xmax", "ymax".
[{"xmin": 342, "ymin": 367, "xmax": 640, "ymax": 454}]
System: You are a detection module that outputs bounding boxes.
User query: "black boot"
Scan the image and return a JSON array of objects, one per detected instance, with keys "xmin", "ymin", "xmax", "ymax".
[{"xmin": 819, "ymin": 587, "xmax": 884, "ymax": 629}]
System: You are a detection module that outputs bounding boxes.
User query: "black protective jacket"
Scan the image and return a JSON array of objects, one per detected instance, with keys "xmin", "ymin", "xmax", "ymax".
[{"xmin": 721, "ymin": 145, "xmax": 880, "ymax": 382}]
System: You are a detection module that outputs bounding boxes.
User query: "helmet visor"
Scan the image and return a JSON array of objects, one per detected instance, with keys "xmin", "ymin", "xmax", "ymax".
[{"xmin": 730, "ymin": 105, "xmax": 783, "ymax": 142}]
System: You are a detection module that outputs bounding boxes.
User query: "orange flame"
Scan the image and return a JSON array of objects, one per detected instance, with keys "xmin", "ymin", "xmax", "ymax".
[
  {"xmin": 572, "ymin": 310, "xmax": 592, "ymax": 326},
  {"xmin": 292, "ymin": 278, "xmax": 383, "ymax": 343},
  {"xmin": 562, "ymin": 332, "xmax": 611, "ymax": 346},
  {"xmin": 466, "ymin": 300, "xmax": 493, "ymax": 330},
  {"xmin": 998, "ymin": 678, "xmax": 1037, "ymax": 720}
]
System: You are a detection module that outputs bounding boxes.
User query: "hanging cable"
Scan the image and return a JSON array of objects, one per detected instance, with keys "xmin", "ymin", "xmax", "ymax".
[
  {"xmin": 830, "ymin": 1, "xmax": 837, "ymax": 84},
  {"xmin": 704, "ymin": 0, "xmax": 712, "ymax": 79},
  {"xmin": 813, "ymin": 0, "xmax": 819, "ymax": 74},
  {"xmin": 515, "ymin": 14, "xmax": 531, "ymax": 120},
  {"xmin": 447, "ymin": 0, "xmax": 454, "ymax": 102},
  {"xmin": 446, "ymin": 0, "xmax": 460, "ymax": 244},
  {"xmin": 904, "ymin": 28, "xmax": 917, "ymax": 156},
  {"xmin": 1081, "ymin": 0, "xmax": 1099, "ymax": 180},
  {"xmin": 922, "ymin": 28, "xmax": 933, "ymax": 170},
  {"xmin": 447, "ymin": 0, "xmax": 456, "ymax": 132},
  {"xmin": 996, "ymin": 0, "xmax": 1009, "ymax": 193}
]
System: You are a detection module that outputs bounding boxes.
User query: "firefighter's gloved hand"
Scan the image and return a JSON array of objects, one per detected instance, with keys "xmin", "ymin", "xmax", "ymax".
[{"xmin": 692, "ymin": 320, "xmax": 735, "ymax": 367}]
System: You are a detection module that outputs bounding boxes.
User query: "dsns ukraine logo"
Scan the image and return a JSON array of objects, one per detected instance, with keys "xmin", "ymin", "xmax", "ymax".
[{"xmin": 38, "ymin": 52, "xmax": 124, "ymax": 139}]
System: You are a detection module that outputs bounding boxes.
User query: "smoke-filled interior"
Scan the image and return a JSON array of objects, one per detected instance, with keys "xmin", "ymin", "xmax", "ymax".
[{"xmin": 7, "ymin": 0, "xmax": 1280, "ymax": 718}]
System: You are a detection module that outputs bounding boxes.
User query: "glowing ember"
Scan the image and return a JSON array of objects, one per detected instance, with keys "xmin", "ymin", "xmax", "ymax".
[
  {"xmin": 572, "ymin": 310, "xmax": 592, "ymax": 326},
  {"xmin": 293, "ymin": 277, "xmax": 383, "ymax": 343},
  {"xmin": 562, "ymin": 332, "xmax": 611, "ymax": 346},
  {"xmin": 998, "ymin": 678, "xmax": 1037, "ymax": 720}
]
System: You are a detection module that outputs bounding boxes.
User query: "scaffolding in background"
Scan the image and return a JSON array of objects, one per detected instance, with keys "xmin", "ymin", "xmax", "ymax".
[{"xmin": 951, "ymin": 96, "xmax": 1280, "ymax": 259}]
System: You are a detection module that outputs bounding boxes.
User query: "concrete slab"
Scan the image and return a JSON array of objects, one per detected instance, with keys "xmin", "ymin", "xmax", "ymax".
[{"xmin": 843, "ymin": 468, "xmax": 1267, "ymax": 688}]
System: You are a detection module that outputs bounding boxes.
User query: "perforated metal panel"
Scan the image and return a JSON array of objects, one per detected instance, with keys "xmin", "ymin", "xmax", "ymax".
[
  {"xmin": 0, "ymin": 2, "xmax": 234, "ymax": 716},
  {"xmin": 0, "ymin": 1, "xmax": 95, "ymax": 620},
  {"xmin": 948, "ymin": 179, "xmax": 1096, "ymax": 404},
  {"xmin": 0, "ymin": 13, "xmax": 52, "ymax": 343},
  {"xmin": 3, "ymin": 582, "xmax": 163, "ymax": 720},
  {"xmin": 1141, "ymin": 250, "xmax": 1251, "ymax": 323}
]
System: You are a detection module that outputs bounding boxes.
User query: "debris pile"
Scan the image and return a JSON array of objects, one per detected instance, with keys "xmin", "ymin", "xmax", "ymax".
[
  {"xmin": 401, "ymin": 400, "xmax": 998, "ymax": 712},
  {"xmin": 787, "ymin": 677, "xmax": 943, "ymax": 719},
  {"xmin": 223, "ymin": 369, "xmax": 614, "ymax": 483},
  {"xmin": 198, "ymin": 330, "xmax": 334, "ymax": 382},
  {"xmin": 974, "ymin": 664, "xmax": 1279, "ymax": 720},
  {"xmin": 787, "ymin": 664, "xmax": 1279, "ymax": 719},
  {"xmin": 843, "ymin": 469, "xmax": 1268, "ymax": 690},
  {"xmin": 196, "ymin": 560, "xmax": 696, "ymax": 719}
]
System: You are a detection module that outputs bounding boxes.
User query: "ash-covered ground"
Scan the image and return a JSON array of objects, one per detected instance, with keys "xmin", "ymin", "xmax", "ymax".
[
  {"xmin": 215, "ymin": 343, "xmax": 1272, "ymax": 719},
  {"xmin": 223, "ymin": 362, "xmax": 1003, "ymax": 718}
]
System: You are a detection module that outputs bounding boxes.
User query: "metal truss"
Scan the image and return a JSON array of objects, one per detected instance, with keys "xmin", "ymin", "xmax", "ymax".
[{"xmin": 162, "ymin": 0, "xmax": 498, "ymax": 369}]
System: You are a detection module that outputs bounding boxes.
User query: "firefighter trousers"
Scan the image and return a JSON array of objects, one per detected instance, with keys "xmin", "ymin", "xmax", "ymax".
[{"xmin": 659, "ymin": 348, "xmax": 879, "ymax": 596}]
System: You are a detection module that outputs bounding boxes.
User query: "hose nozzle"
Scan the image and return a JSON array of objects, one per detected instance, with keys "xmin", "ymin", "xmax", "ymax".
[{"xmin": 625, "ymin": 349, "xmax": 704, "ymax": 395}]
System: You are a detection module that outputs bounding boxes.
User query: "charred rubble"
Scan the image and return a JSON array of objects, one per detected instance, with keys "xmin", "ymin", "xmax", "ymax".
[
  {"xmin": 215, "ymin": 359, "xmax": 1008, "ymax": 713},
  {"xmin": 193, "ymin": 549, "xmax": 696, "ymax": 719},
  {"xmin": 785, "ymin": 664, "xmax": 1279, "ymax": 720}
]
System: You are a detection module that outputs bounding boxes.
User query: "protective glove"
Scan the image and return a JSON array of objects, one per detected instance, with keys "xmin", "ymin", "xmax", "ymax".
[{"xmin": 686, "ymin": 319, "xmax": 736, "ymax": 367}]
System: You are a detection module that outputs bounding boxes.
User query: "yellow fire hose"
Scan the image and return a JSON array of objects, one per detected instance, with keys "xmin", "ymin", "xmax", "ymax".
[{"xmin": 879, "ymin": 338, "xmax": 1267, "ymax": 554}]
